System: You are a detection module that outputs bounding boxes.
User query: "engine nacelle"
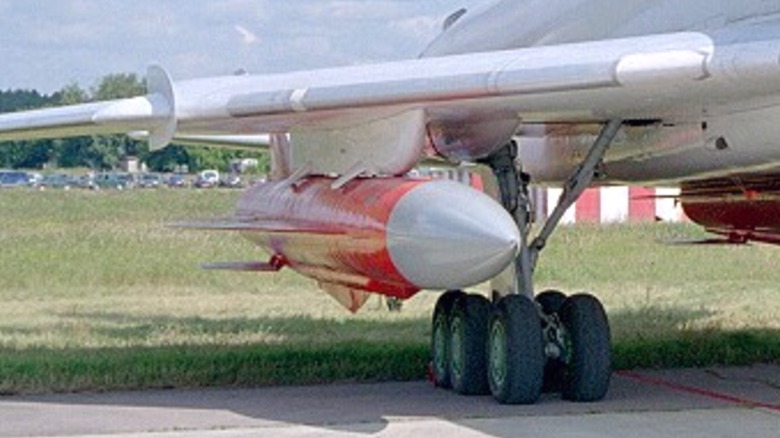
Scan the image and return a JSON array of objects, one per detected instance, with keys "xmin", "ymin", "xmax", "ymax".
[{"xmin": 425, "ymin": 114, "xmax": 521, "ymax": 162}]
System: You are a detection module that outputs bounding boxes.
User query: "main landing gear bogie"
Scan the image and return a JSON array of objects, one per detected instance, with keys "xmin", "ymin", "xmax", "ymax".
[
  {"xmin": 488, "ymin": 294, "xmax": 545, "ymax": 404},
  {"xmin": 431, "ymin": 289, "xmax": 612, "ymax": 405},
  {"xmin": 431, "ymin": 120, "xmax": 622, "ymax": 404}
]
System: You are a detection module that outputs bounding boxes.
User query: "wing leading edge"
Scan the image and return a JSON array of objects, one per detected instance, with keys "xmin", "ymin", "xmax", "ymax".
[
  {"xmin": 2, "ymin": 30, "xmax": 780, "ymax": 149},
  {"xmin": 0, "ymin": 66, "xmax": 177, "ymax": 150}
]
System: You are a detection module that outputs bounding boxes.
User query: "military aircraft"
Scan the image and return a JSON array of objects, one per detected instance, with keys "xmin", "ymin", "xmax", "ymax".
[{"xmin": 4, "ymin": 0, "xmax": 780, "ymax": 405}]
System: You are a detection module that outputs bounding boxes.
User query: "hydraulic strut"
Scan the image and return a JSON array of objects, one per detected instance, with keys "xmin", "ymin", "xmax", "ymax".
[
  {"xmin": 479, "ymin": 141, "xmax": 534, "ymax": 296},
  {"xmin": 483, "ymin": 119, "xmax": 624, "ymax": 297}
]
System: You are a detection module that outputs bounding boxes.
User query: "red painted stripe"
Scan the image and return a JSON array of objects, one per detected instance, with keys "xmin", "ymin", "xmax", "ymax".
[
  {"xmin": 629, "ymin": 187, "xmax": 656, "ymax": 222},
  {"xmin": 617, "ymin": 371, "xmax": 780, "ymax": 412},
  {"xmin": 470, "ymin": 173, "xmax": 484, "ymax": 192},
  {"xmin": 576, "ymin": 188, "xmax": 601, "ymax": 223}
]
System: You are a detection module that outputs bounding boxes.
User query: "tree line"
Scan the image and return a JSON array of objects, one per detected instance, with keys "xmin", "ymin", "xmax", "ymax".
[{"xmin": 0, "ymin": 74, "xmax": 268, "ymax": 173}]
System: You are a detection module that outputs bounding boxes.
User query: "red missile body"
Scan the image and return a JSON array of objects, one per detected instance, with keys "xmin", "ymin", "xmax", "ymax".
[
  {"xmin": 219, "ymin": 176, "xmax": 520, "ymax": 311},
  {"xmin": 237, "ymin": 177, "xmax": 422, "ymax": 299}
]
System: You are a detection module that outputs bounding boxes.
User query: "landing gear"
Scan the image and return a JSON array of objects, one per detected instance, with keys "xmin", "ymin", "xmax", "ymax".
[
  {"xmin": 536, "ymin": 289, "xmax": 567, "ymax": 315},
  {"xmin": 558, "ymin": 294, "xmax": 612, "ymax": 402},
  {"xmin": 487, "ymin": 295, "xmax": 545, "ymax": 404},
  {"xmin": 385, "ymin": 297, "xmax": 403, "ymax": 312},
  {"xmin": 431, "ymin": 289, "xmax": 611, "ymax": 404},
  {"xmin": 450, "ymin": 294, "xmax": 491, "ymax": 395},
  {"xmin": 431, "ymin": 120, "xmax": 622, "ymax": 404},
  {"xmin": 537, "ymin": 290, "xmax": 568, "ymax": 393},
  {"xmin": 431, "ymin": 291, "xmax": 491, "ymax": 394},
  {"xmin": 431, "ymin": 290, "xmax": 465, "ymax": 388}
]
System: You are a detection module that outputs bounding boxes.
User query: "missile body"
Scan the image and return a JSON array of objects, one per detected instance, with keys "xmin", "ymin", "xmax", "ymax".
[{"xmin": 234, "ymin": 177, "xmax": 519, "ymax": 310}]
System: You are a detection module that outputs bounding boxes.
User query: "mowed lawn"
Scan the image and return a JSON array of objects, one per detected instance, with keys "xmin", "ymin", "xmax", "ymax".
[{"xmin": 0, "ymin": 188, "xmax": 779, "ymax": 394}]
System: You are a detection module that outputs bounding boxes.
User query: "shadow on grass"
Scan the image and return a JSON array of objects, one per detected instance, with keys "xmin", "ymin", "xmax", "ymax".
[
  {"xmin": 0, "ymin": 307, "xmax": 779, "ymax": 437},
  {"xmin": 52, "ymin": 311, "xmax": 430, "ymax": 345},
  {"xmin": 610, "ymin": 305, "xmax": 716, "ymax": 341},
  {"xmin": 0, "ymin": 306, "xmax": 779, "ymax": 397},
  {"xmin": 0, "ymin": 312, "xmax": 432, "ymax": 396}
]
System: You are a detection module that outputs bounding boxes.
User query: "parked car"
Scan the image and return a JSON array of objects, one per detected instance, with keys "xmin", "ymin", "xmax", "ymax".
[
  {"xmin": 138, "ymin": 173, "xmax": 162, "ymax": 188},
  {"xmin": 219, "ymin": 174, "xmax": 243, "ymax": 188},
  {"xmin": 166, "ymin": 174, "xmax": 189, "ymax": 188},
  {"xmin": 27, "ymin": 172, "xmax": 43, "ymax": 187},
  {"xmin": 0, "ymin": 170, "xmax": 31, "ymax": 188},
  {"xmin": 73, "ymin": 174, "xmax": 97, "ymax": 190},
  {"xmin": 94, "ymin": 172, "xmax": 136, "ymax": 190},
  {"xmin": 40, "ymin": 173, "xmax": 75, "ymax": 189},
  {"xmin": 194, "ymin": 170, "xmax": 220, "ymax": 188}
]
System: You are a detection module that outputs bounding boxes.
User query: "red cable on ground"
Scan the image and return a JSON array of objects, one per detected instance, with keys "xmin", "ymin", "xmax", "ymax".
[{"xmin": 617, "ymin": 371, "xmax": 780, "ymax": 413}]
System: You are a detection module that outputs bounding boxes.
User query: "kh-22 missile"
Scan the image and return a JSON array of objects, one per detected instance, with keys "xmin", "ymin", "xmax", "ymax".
[{"xmin": 193, "ymin": 177, "xmax": 520, "ymax": 312}]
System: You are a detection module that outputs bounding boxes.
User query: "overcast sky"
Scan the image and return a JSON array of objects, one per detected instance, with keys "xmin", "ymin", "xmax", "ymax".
[{"xmin": 0, "ymin": 0, "xmax": 485, "ymax": 94}]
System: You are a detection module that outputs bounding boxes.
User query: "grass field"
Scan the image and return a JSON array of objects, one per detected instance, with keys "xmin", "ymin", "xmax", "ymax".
[{"xmin": 0, "ymin": 188, "xmax": 779, "ymax": 394}]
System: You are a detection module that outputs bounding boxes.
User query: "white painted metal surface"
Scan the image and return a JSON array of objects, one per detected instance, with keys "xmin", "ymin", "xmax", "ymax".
[
  {"xmin": 3, "ymin": 1, "xmax": 780, "ymax": 183},
  {"xmin": 290, "ymin": 110, "xmax": 426, "ymax": 177}
]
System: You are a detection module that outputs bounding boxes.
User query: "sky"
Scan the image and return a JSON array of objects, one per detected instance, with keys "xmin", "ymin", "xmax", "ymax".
[{"xmin": 0, "ymin": 0, "xmax": 485, "ymax": 94}]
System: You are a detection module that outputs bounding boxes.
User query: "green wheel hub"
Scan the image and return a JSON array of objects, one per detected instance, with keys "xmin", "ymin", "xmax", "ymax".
[
  {"xmin": 450, "ymin": 317, "xmax": 464, "ymax": 381},
  {"xmin": 432, "ymin": 315, "xmax": 448, "ymax": 376},
  {"xmin": 489, "ymin": 319, "xmax": 508, "ymax": 390}
]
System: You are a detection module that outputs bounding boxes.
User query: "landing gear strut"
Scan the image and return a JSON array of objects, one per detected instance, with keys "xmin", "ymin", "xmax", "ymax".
[{"xmin": 431, "ymin": 120, "xmax": 621, "ymax": 404}]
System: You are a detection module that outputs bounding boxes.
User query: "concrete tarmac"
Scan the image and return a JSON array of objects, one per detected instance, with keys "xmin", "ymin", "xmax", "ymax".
[{"xmin": 1, "ymin": 365, "xmax": 779, "ymax": 437}]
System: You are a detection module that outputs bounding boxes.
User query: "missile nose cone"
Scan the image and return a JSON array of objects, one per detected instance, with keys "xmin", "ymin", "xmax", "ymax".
[{"xmin": 386, "ymin": 180, "xmax": 520, "ymax": 290}]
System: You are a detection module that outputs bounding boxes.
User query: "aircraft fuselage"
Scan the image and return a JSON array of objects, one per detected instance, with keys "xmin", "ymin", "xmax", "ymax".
[
  {"xmin": 426, "ymin": 0, "xmax": 780, "ymax": 186},
  {"xmin": 424, "ymin": 0, "xmax": 780, "ymax": 56}
]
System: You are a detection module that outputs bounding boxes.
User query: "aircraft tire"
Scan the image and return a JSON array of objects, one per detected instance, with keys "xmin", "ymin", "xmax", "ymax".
[
  {"xmin": 487, "ymin": 295, "xmax": 545, "ymax": 404},
  {"xmin": 536, "ymin": 290, "xmax": 568, "ymax": 393},
  {"xmin": 431, "ymin": 290, "xmax": 466, "ymax": 388},
  {"xmin": 559, "ymin": 293, "xmax": 612, "ymax": 402},
  {"xmin": 449, "ymin": 293, "xmax": 491, "ymax": 396},
  {"xmin": 535, "ymin": 289, "xmax": 567, "ymax": 315}
]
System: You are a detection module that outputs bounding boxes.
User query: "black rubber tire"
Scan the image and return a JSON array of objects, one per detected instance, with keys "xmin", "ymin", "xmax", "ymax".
[
  {"xmin": 431, "ymin": 290, "xmax": 466, "ymax": 388},
  {"xmin": 559, "ymin": 293, "xmax": 612, "ymax": 402},
  {"xmin": 449, "ymin": 294, "xmax": 492, "ymax": 396},
  {"xmin": 535, "ymin": 289, "xmax": 567, "ymax": 316},
  {"xmin": 536, "ymin": 289, "xmax": 568, "ymax": 393},
  {"xmin": 487, "ymin": 295, "xmax": 545, "ymax": 404}
]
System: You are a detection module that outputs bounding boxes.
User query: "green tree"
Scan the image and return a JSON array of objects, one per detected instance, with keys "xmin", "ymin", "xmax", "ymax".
[
  {"xmin": 57, "ymin": 83, "xmax": 89, "ymax": 105},
  {"xmin": 146, "ymin": 145, "xmax": 190, "ymax": 172},
  {"xmin": 92, "ymin": 73, "xmax": 146, "ymax": 101},
  {"xmin": 90, "ymin": 74, "xmax": 148, "ymax": 169},
  {"xmin": 51, "ymin": 84, "xmax": 93, "ymax": 168},
  {"xmin": 0, "ymin": 89, "xmax": 59, "ymax": 168},
  {"xmin": 0, "ymin": 89, "xmax": 52, "ymax": 112},
  {"xmin": 0, "ymin": 73, "xmax": 269, "ymax": 172}
]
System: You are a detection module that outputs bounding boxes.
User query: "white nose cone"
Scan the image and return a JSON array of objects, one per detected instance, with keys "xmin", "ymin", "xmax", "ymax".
[{"xmin": 386, "ymin": 180, "xmax": 520, "ymax": 289}]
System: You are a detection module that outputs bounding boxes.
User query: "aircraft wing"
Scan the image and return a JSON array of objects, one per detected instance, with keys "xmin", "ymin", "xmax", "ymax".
[
  {"xmin": 2, "ymin": 29, "xmax": 780, "ymax": 154},
  {"xmin": 0, "ymin": 66, "xmax": 178, "ymax": 150}
]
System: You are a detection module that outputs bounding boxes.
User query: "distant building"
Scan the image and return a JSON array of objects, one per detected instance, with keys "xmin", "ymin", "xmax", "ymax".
[{"xmin": 120, "ymin": 156, "xmax": 140, "ymax": 173}]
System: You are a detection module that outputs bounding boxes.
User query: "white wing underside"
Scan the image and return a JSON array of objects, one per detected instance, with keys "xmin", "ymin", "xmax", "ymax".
[{"xmin": 3, "ymin": 29, "xmax": 780, "ymax": 176}]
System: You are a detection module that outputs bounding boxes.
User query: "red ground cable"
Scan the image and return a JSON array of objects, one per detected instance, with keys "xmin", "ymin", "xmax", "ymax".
[{"xmin": 617, "ymin": 370, "xmax": 780, "ymax": 413}]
